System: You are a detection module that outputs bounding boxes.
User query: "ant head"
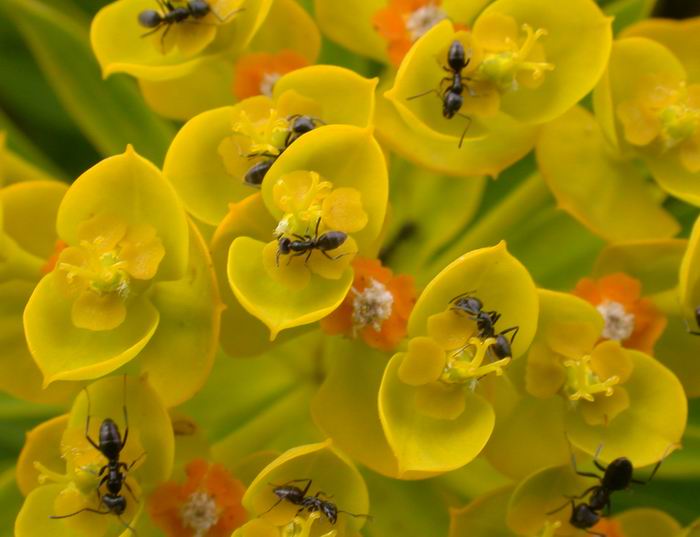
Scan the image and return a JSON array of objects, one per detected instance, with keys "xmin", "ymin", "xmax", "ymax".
[
  {"xmin": 138, "ymin": 9, "xmax": 162, "ymax": 28},
  {"xmin": 452, "ymin": 295, "xmax": 482, "ymax": 315},
  {"xmin": 188, "ymin": 0, "xmax": 210, "ymax": 16},
  {"xmin": 291, "ymin": 116, "xmax": 317, "ymax": 135},
  {"xmin": 278, "ymin": 236, "xmax": 292, "ymax": 254},
  {"xmin": 447, "ymin": 39, "xmax": 466, "ymax": 71}
]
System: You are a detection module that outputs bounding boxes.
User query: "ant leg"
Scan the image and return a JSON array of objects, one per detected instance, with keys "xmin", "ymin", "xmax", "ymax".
[
  {"xmin": 592, "ymin": 443, "xmax": 606, "ymax": 473},
  {"xmin": 313, "ymin": 217, "xmax": 321, "ymax": 239},
  {"xmin": 449, "ymin": 290, "xmax": 477, "ymax": 302},
  {"xmin": 338, "ymin": 510, "xmax": 373, "ymax": 521},
  {"xmin": 632, "ymin": 447, "xmax": 671, "ymax": 485},
  {"xmin": 121, "ymin": 375, "xmax": 129, "ymax": 449},
  {"xmin": 546, "ymin": 499, "xmax": 574, "ymax": 516},
  {"xmin": 160, "ymin": 23, "xmax": 173, "ymax": 53},
  {"xmin": 124, "ymin": 480, "xmax": 140, "ymax": 503},
  {"xmin": 50, "ymin": 507, "xmax": 111, "ymax": 519},
  {"xmin": 500, "ymin": 326, "xmax": 520, "ymax": 344},
  {"xmin": 563, "ymin": 485, "xmax": 597, "ymax": 500},
  {"xmin": 117, "ymin": 515, "xmax": 138, "ymax": 536},
  {"xmin": 84, "ymin": 388, "xmax": 100, "ymax": 453},
  {"xmin": 407, "ymin": 88, "xmax": 440, "ymax": 101},
  {"xmin": 455, "ymin": 112, "xmax": 472, "ymax": 148},
  {"xmin": 305, "ymin": 249, "xmax": 313, "ymax": 263},
  {"xmin": 683, "ymin": 319, "xmax": 700, "ymax": 335},
  {"xmin": 126, "ymin": 452, "xmax": 148, "ymax": 472},
  {"xmin": 567, "ymin": 437, "xmax": 602, "ymax": 481},
  {"xmin": 260, "ymin": 498, "xmax": 285, "ymax": 517},
  {"xmin": 216, "ymin": 7, "xmax": 244, "ymax": 23},
  {"xmin": 140, "ymin": 24, "xmax": 165, "ymax": 38}
]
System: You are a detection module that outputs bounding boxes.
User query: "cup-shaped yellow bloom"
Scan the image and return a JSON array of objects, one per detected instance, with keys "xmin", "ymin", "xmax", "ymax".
[
  {"xmin": 164, "ymin": 66, "xmax": 377, "ymax": 225},
  {"xmin": 91, "ymin": 0, "xmax": 273, "ymax": 80},
  {"xmin": 386, "ymin": 0, "xmax": 611, "ymax": 144},
  {"xmin": 15, "ymin": 375, "xmax": 174, "ymax": 537},
  {"xmin": 236, "ymin": 440, "xmax": 369, "ymax": 537},
  {"xmin": 138, "ymin": 0, "xmax": 321, "ymax": 120},
  {"xmin": 525, "ymin": 289, "xmax": 686, "ymax": 467},
  {"xmin": 223, "ymin": 125, "xmax": 387, "ymax": 340},
  {"xmin": 594, "ymin": 37, "xmax": 700, "ymax": 205},
  {"xmin": 23, "ymin": 146, "xmax": 193, "ymax": 388},
  {"xmin": 378, "ymin": 242, "xmax": 538, "ymax": 477}
]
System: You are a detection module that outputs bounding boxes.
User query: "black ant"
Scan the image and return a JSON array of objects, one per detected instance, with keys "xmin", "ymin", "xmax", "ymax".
[
  {"xmin": 275, "ymin": 218, "xmax": 347, "ymax": 267},
  {"xmin": 138, "ymin": 1, "xmax": 240, "ymax": 49},
  {"xmin": 548, "ymin": 445, "xmax": 668, "ymax": 535},
  {"xmin": 244, "ymin": 115, "xmax": 324, "ymax": 187},
  {"xmin": 684, "ymin": 306, "xmax": 700, "ymax": 335},
  {"xmin": 407, "ymin": 39, "xmax": 473, "ymax": 148},
  {"xmin": 449, "ymin": 291, "xmax": 519, "ymax": 359},
  {"xmin": 50, "ymin": 377, "xmax": 142, "ymax": 533},
  {"xmin": 262, "ymin": 479, "xmax": 371, "ymax": 525}
]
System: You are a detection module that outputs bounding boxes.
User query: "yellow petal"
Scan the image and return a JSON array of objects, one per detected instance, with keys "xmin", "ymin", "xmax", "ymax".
[
  {"xmin": 414, "ymin": 381, "xmax": 466, "ymax": 420},
  {"xmin": 17, "ymin": 414, "xmax": 69, "ymax": 496},
  {"xmin": 120, "ymin": 224, "xmax": 166, "ymax": 280},
  {"xmin": 398, "ymin": 337, "xmax": 446, "ymax": 386},
  {"xmin": 321, "ymin": 187, "xmax": 368, "ymax": 233},
  {"xmin": 426, "ymin": 310, "xmax": 475, "ymax": 351},
  {"xmin": 590, "ymin": 340, "xmax": 634, "ymax": 384},
  {"xmin": 578, "ymin": 386, "xmax": 630, "ymax": 426},
  {"xmin": 71, "ymin": 290, "xmax": 127, "ymax": 331},
  {"xmin": 525, "ymin": 341, "xmax": 566, "ymax": 398}
]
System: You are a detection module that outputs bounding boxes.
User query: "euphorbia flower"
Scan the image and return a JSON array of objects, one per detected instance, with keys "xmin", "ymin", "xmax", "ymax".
[
  {"xmin": 137, "ymin": 0, "xmax": 320, "ymax": 120},
  {"xmin": 91, "ymin": 0, "xmax": 274, "ymax": 79},
  {"xmin": 23, "ymin": 148, "xmax": 221, "ymax": 407},
  {"xmin": 15, "ymin": 376, "xmax": 174, "ymax": 537},
  {"xmin": 235, "ymin": 440, "xmax": 369, "ymax": 537},
  {"xmin": 148, "ymin": 459, "xmax": 247, "ymax": 537},
  {"xmin": 573, "ymin": 272, "xmax": 666, "ymax": 354},
  {"xmin": 522, "ymin": 289, "xmax": 686, "ymax": 467},
  {"xmin": 377, "ymin": 242, "xmax": 539, "ymax": 476},
  {"xmin": 225, "ymin": 124, "xmax": 387, "ymax": 338},
  {"xmin": 320, "ymin": 257, "xmax": 416, "ymax": 351}
]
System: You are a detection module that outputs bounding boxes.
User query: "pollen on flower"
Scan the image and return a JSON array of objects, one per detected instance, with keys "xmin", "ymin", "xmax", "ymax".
[
  {"xmin": 351, "ymin": 278, "xmax": 394, "ymax": 332},
  {"xmin": 230, "ymin": 108, "xmax": 289, "ymax": 158},
  {"xmin": 282, "ymin": 511, "xmax": 337, "ymax": 537},
  {"xmin": 232, "ymin": 50, "xmax": 310, "ymax": 101},
  {"xmin": 373, "ymin": 0, "xmax": 450, "ymax": 66},
  {"xmin": 573, "ymin": 273, "xmax": 666, "ymax": 354},
  {"xmin": 41, "ymin": 239, "xmax": 68, "ymax": 274},
  {"xmin": 597, "ymin": 300, "xmax": 635, "ymax": 341},
  {"xmin": 320, "ymin": 257, "xmax": 416, "ymax": 351},
  {"xmin": 148, "ymin": 459, "xmax": 247, "ymax": 537},
  {"xmin": 180, "ymin": 491, "xmax": 219, "ymax": 537}
]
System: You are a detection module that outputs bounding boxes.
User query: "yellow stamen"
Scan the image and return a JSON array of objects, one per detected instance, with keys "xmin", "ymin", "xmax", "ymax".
[
  {"xmin": 538, "ymin": 520, "xmax": 562, "ymax": 537},
  {"xmin": 563, "ymin": 355, "xmax": 619, "ymax": 402},
  {"xmin": 34, "ymin": 461, "xmax": 70, "ymax": 485},
  {"xmin": 658, "ymin": 101, "xmax": 699, "ymax": 149},
  {"xmin": 231, "ymin": 109, "xmax": 288, "ymax": 157},
  {"xmin": 441, "ymin": 336, "xmax": 512, "ymax": 383},
  {"xmin": 282, "ymin": 512, "xmax": 338, "ymax": 537},
  {"xmin": 479, "ymin": 24, "xmax": 555, "ymax": 91}
]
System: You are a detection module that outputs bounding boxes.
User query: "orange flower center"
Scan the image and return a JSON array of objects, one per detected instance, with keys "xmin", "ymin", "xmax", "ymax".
[
  {"xmin": 405, "ymin": 4, "xmax": 448, "ymax": 42},
  {"xmin": 232, "ymin": 50, "xmax": 309, "ymax": 100}
]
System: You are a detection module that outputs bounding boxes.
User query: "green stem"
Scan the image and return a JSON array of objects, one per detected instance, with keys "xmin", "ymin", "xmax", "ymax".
[{"xmin": 425, "ymin": 173, "xmax": 553, "ymax": 279}]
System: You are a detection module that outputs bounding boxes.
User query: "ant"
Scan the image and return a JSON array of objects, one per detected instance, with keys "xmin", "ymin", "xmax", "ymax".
[
  {"xmin": 449, "ymin": 291, "xmax": 519, "ymax": 359},
  {"xmin": 407, "ymin": 39, "xmax": 473, "ymax": 148},
  {"xmin": 262, "ymin": 479, "xmax": 371, "ymax": 525},
  {"xmin": 50, "ymin": 376, "xmax": 142, "ymax": 533},
  {"xmin": 138, "ymin": 1, "xmax": 239, "ymax": 49},
  {"xmin": 244, "ymin": 115, "xmax": 324, "ymax": 187},
  {"xmin": 548, "ymin": 444, "xmax": 668, "ymax": 535},
  {"xmin": 275, "ymin": 218, "xmax": 347, "ymax": 267},
  {"xmin": 684, "ymin": 306, "xmax": 700, "ymax": 335}
]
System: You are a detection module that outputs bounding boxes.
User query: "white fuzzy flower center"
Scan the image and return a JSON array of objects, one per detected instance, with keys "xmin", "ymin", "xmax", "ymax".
[
  {"xmin": 406, "ymin": 5, "xmax": 448, "ymax": 42},
  {"xmin": 352, "ymin": 278, "xmax": 394, "ymax": 332},
  {"xmin": 180, "ymin": 491, "xmax": 219, "ymax": 537},
  {"xmin": 260, "ymin": 72, "xmax": 281, "ymax": 97},
  {"xmin": 597, "ymin": 300, "xmax": 635, "ymax": 341}
]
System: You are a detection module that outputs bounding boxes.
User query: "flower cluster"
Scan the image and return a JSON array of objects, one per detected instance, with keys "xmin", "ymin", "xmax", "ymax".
[{"xmin": 1, "ymin": 1, "xmax": 699, "ymax": 537}]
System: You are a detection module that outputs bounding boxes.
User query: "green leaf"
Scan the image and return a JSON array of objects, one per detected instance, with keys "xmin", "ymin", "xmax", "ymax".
[
  {"xmin": 0, "ymin": 467, "xmax": 23, "ymax": 537},
  {"xmin": 2, "ymin": 0, "xmax": 175, "ymax": 165},
  {"xmin": 604, "ymin": 0, "xmax": 657, "ymax": 35}
]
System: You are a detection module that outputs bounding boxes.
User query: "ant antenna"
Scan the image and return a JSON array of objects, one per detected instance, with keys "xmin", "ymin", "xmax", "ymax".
[
  {"xmin": 338, "ymin": 510, "xmax": 373, "ymax": 521},
  {"xmin": 50, "ymin": 507, "xmax": 111, "ymax": 519}
]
